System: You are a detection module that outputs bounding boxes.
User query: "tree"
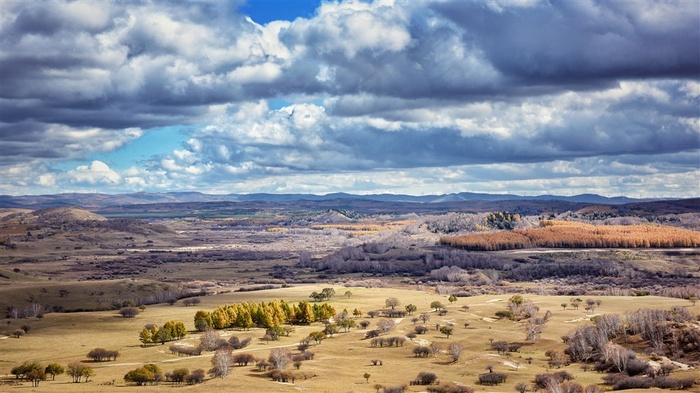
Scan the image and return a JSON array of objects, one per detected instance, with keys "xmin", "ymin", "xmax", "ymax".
[
  {"xmin": 440, "ymin": 326, "xmax": 454, "ymax": 338},
  {"xmin": 586, "ymin": 298, "xmax": 598, "ymax": 312},
  {"xmin": 689, "ymin": 295, "xmax": 698, "ymax": 306},
  {"xmin": 87, "ymin": 348, "xmax": 119, "ymax": 362},
  {"xmin": 26, "ymin": 367, "xmax": 46, "ymax": 387},
  {"xmin": 353, "ymin": 308, "xmax": 363, "ymax": 317},
  {"xmin": 430, "ymin": 341, "xmax": 442, "ymax": 358},
  {"xmin": 13, "ymin": 328, "xmax": 24, "ymax": 338},
  {"xmin": 385, "ymin": 297, "xmax": 401, "ymax": 310},
  {"xmin": 561, "ymin": 303, "xmax": 568, "ymax": 310},
  {"xmin": 339, "ymin": 318, "xmax": 357, "ymax": 332},
  {"xmin": 67, "ymin": 362, "xmax": 94, "ymax": 383},
  {"xmin": 345, "ymin": 290, "xmax": 353, "ymax": 298},
  {"xmin": 268, "ymin": 348, "xmax": 292, "ymax": 371},
  {"xmin": 448, "ymin": 342, "xmax": 463, "ymax": 362},
  {"xmin": 167, "ymin": 368, "xmax": 189, "ymax": 384},
  {"xmin": 430, "ymin": 301, "xmax": 444, "ymax": 312},
  {"xmin": 45, "ymin": 363, "xmax": 64, "ymax": 380},
  {"xmin": 308, "ymin": 331, "xmax": 326, "ymax": 344},
  {"xmin": 419, "ymin": 312, "xmax": 431, "ymax": 323},
  {"xmin": 11, "ymin": 361, "xmax": 42, "ymax": 381},
  {"xmin": 448, "ymin": 295, "xmax": 458, "ymax": 303},
  {"xmin": 364, "ymin": 372, "xmax": 371, "ymax": 382},
  {"xmin": 570, "ymin": 298, "xmax": 582, "ymax": 310},
  {"xmin": 186, "ymin": 369, "xmax": 205, "ymax": 384},
  {"xmin": 515, "ymin": 382, "xmax": 529, "ymax": 393},
  {"xmin": 209, "ymin": 349, "xmax": 234, "ymax": 378},
  {"xmin": 321, "ymin": 287, "xmax": 336, "ymax": 300},
  {"xmin": 377, "ymin": 319, "xmax": 395, "ymax": 334},
  {"xmin": 405, "ymin": 304, "xmax": 418, "ymax": 315},
  {"xmin": 200, "ymin": 328, "xmax": 221, "ymax": 351},
  {"xmin": 124, "ymin": 364, "xmax": 161, "ymax": 386}
]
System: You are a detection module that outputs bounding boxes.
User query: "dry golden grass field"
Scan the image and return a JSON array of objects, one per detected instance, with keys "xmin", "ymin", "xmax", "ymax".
[{"xmin": 1, "ymin": 285, "xmax": 697, "ymax": 393}]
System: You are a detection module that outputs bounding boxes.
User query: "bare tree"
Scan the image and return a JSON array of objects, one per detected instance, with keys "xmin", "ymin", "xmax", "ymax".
[
  {"xmin": 430, "ymin": 341, "xmax": 441, "ymax": 358},
  {"xmin": 376, "ymin": 319, "xmax": 395, "ymax": 334},
  {"xmin": 448, "ymin": 342, "xmax": 463, "ymax": 362},
  {"xmin": 200, "ymin": 328, "xmax": 221, "ymax": 351},
  {"xmin": 268, "ymin": 348, "xmax": 292, "ymax": 371},
  {"xmin": 209, "ymin": 349, "xmax": 234, "ymax": 378}
]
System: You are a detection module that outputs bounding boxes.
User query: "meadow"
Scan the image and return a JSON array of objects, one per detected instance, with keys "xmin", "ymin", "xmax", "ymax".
[{"xmin": 1, "ymin": 285, "xmax": 697, "ymax": 392}]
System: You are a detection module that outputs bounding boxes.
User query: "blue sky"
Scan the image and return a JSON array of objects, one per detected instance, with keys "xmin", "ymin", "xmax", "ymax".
[{"xmin": 1, "ymin": 0, "xmax": 698, "ymax": 198}]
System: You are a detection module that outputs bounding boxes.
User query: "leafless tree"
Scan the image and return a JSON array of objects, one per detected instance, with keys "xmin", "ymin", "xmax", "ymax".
[
  {"xmin": 430, "ymin": 342, "xmax": 441, "ymax": 358},
  {"xmin": 200, "ymin": 328, "xmax": 221, "ymax": 351},
  {"xmin": 377, "ymin": 319, "xmax": 395, "ymax": 334},
  {"xmin": 209, "ymin": 349, "xmax": 234, "ymax": 378},
  {"xmin": 448, "ymin": 342, "xmax": 463, "ymax": 362},
  {"xmin": 268, "ymin": 348, "xmax": 292, "ymax": 371}
]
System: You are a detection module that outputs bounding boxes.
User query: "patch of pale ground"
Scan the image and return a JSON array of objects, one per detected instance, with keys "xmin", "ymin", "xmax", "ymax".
[{"xmin": 565, "ymin": 314, "xmax": 599, "ymax": 323}]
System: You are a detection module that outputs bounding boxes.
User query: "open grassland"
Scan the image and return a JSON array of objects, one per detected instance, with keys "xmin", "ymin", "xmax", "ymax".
[{"xmin": 1, "ymin": 286, "xmax": 697, "ymax": 392}]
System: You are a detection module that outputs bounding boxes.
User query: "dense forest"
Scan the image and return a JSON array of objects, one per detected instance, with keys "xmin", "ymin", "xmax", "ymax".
[{"xmin": 440, "ymin": 221, "xmax": 700, "ymax": 251}]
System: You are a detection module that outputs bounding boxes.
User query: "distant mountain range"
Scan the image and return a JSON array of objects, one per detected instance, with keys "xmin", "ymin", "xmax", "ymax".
[{"xmin": 0, "ymin": 191, "xmax": 664, "ymax": 210}]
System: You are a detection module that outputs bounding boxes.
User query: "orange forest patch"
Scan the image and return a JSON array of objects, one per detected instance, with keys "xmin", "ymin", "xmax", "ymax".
[{"xmin": 440, "ymin": 220, "xmax": 700, "ymax": 251}]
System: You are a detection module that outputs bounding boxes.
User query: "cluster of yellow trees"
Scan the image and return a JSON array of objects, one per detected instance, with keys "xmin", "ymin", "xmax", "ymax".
[
  {"xmin": 139, "ymin": 321, "xmax": 187, "ymax": 345},
  {"xmin": 193, "ymin": 300, "xmax": 336, "ymax": 331},
  {"xmin": 440, "ymin": 221, "xmax": 700, "ymax": 251}
]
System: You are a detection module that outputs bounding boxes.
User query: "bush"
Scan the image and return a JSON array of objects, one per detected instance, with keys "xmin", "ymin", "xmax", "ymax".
[
  {"xmin": 228, "ymin": 336, "xmax": 251, "ymax": 350},
  {"xmin": 185, "ymin": 369, "xmax": 205, "ymax": 384},
  {"xmin": 414, "ymin": 371, "xmax": 438, "ymax": 385},
  {"xmin": 653, "ymin": 377, "xmax": 696, "ymax": 390},
  {"xmin": 612, "ymin": 376, "xmax": 653, "ymax": 390},
  {"xmin": 478, "ymin": 372, "xmax": 507, "ymax": 385},
  {"xmin": 534, "ymin": 371, "xmax": 574, "ymax": 389},
  {"xmin": 87, "ymin": 348, "xmax": 119, "ymax": 362},
  {"xmin": 625, "ymin": 358, "xmax": 649, "ymax": 376},
  {"xmin": 413, "ymin": 346, "xmax": 431, "ymax": 358},
  {"xmin": 427, "ymin": 383, "xmax": 474, "ymax": 393},
  {"xmin": 119, "ymin": 307, "xmax": 139, "ymax": 318}
]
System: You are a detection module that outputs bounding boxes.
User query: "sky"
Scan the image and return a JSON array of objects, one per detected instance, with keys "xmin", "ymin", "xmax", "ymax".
[{"xmin": 1, "ymin": 0, "xmax": 699, "ymax": 198}]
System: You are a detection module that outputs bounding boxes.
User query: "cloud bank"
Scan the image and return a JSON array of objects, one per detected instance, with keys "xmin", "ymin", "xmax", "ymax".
[{"xmin": 1, "ymin": 0, "xmax": 698, "ymax": 197}]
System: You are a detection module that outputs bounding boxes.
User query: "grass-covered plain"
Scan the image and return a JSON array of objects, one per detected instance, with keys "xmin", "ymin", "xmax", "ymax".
[{"xmin": 1, "ymin": 285, "xmax": 696, "ymax": 392}]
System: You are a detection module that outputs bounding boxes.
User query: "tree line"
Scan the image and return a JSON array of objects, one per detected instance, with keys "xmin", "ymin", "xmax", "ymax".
[
  {"xmin": 193, "ymin": 299, "xmax": 336, "ymax": 331},
  {"xmin": 440, "ymin": 221, "xmax": 700, "ymax": 250}
]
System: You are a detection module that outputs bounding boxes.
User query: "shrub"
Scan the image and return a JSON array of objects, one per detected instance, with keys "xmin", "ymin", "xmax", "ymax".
[
  {"xmin": 427, "ymin": 383, "xmax": 474, "ymax": 393},
  {"xmin": 228, "ymin": 336, "xmax": 251, "ymax": 350},
  {"xmin": 413, "ymin": 346, "xmax": 431, "ymax": 358},
  {"xmin": 534, "ymin": 371, "xmax": 574, "ymax": 389},
  {"xmin": 119, "ymin": 307, "xmax": 139, "ymax": 318},
  {"xmin": 612, "ymin": 376, "xmax": 653, "ymax": 390},
  {"xmin": 185, "ymin": 369, "xmax": 205, "ymax": 384},
  {"xmin": 414, "ymin": 371, "xmax": 438, "ymax": 385},
  {"xmin": 478, "ymin": 372, "xmax": 507, "ymax": 385},
  {"xmin": 625, "ymin": 358, "xmax": 649, "ymax": 376}
]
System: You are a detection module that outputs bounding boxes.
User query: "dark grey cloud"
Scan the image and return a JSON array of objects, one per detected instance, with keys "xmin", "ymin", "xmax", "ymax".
[{"xmin": 0, "ymin": 0, "xmax": 698, "ymax": 197}]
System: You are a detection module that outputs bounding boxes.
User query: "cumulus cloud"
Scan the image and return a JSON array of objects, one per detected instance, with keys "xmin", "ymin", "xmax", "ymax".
[
  {"xmin": 0, "ymin": 0, "xmax": 698, "ymax": 197},
  {"xmin": 67, "ymin": 161, "xmax": 121, "ymax": 185}
]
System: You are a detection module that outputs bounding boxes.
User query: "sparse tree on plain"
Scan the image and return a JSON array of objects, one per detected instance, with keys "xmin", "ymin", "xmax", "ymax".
[
  {"xmin": 448, "ymin": 342, "xmax": 463, "ymax": 362},
  {"xmin": 430, "ymin": 341, "xmax": 441, "ymax": 358},
  {"xmin": 385, "ymin": 297, "xmax": 401, "ymax": 310},
  {"xmin": 45, "ymin": 363, "xmax": 64, "ymax": 380},
  {"xmin": 209, "ymin": 349, "xmax": 234, "ymax": 378},
  {"xmin": 268, "ymin": 348, "xmax": 292, "ymax": 371}
]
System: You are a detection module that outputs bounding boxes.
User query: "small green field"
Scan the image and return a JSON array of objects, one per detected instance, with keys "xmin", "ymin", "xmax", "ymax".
[{"xmin": 1, "ymin": 285, "xmax": 696, "ymax": 392}]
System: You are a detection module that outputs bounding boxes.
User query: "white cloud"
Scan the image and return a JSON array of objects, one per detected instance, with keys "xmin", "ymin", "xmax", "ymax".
[{"xmin": 68, "ymin": 161, "xmax": 121, "ymax": 185}]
